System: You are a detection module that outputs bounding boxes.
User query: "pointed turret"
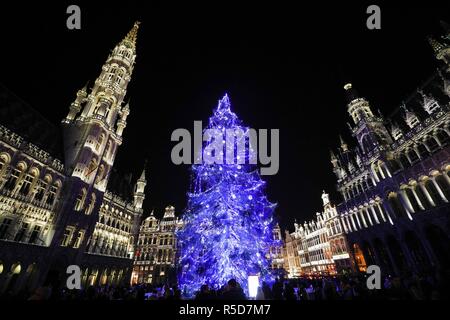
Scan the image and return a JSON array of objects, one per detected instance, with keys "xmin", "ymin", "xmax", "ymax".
[
  {"xmin": 401, "ymin": 103, "xmax": 420, "ymax": 129},
  {"xmin": 418, "ymin": 89, "xmax": 441, "ymax": 115},
  {"xmin": 121, "ymin": 21, "xmax": 140, "ymax": 48},
  {"xmin": 163, "ymin": 205, "xmax": 176, "ymax": 219},
  {"xmin": 133, "ymin": 161, "xmax": 147, "ymax": 210},
  {"xmin": 344, "ymin": 83, "xmax": 375, "ymax": 124},
  {"xmin": 330, "ymin": 149, "xmax": 338, "ymax": 166},
  {"xmin": 390, "ymin": 122, "xmax": 403, "ymax": 141},
  {"xmin": 428, "ymin": 36, "xmax": 450, "ymax": 67},
  {"xmin": 339, "ymin": 135, "xmax": 349, "ymax": 152}
]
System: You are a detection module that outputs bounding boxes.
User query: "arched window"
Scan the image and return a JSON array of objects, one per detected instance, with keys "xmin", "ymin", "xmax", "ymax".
[
  {"xmin": 95, "ymin": 165, "xmax": 105, "ymax": 184},
  {"xmin": 46, "ymin": 182, "xmax": 59, "ymax": 206},
  {"xmin": 435, "ymin": 129, "xmax": 449, "ymax": 146},
  {"xmin": 336, "ymin": 221, "xmax": 342, "ymax": 233},
  {"xmin": 388, "ymin": 192, "xmax": 408, "ymax": 218},
  {"xmin": 413, "ymin": 185, "xmax": 430, "ymax": 209},
  {"xmin": 407, "ymin": 149, "xmax": 419, "ymax": 163},
  {"xmin": 85, "ymin": 193, "xmax": 96, "ymax": 215},
  {"xmin": 96, "ymin": 134, "xmax": 105, "ymax": 151},
  {"xmin": 416, "ymin": 143, "xmax": 429, "ymax": 159},
  {"xmin": 399, "ymin": 154, "xmax": 410, "ymax": 168},
  {"xmin": 74, "ymin": 188, "xmax": 87, "ymax": 211},
  {"xmin": 0, "ymin": 153, "xmax": 11, "ymax": 178},
  {"xmin": 405, "ymin": 188, "xmax": 422, "ymax": 212},
  {"xmin": 86, "ymin": 158, "xmax": 98, "ymax": 177},
  {"xmin": 116, "ymin": 70, "xmax": 124, "ymax": 84},
  {"xmin": 19, "ymin": 168, "xmax": 39, "ymax": 196},
  {"xmin": 435, "ymin": 175, "xmax": 450, "ymax": 200},
  {"xmin": 425, "ymin": 137, "xmax": 439, "ymax": 152},
  {"xmin": 361, "ymin": 135, "xmax": 373, "ymax": 154},
  {"xmin": 34, "ymin": 175, "xmax": 51, "ymax": 202},
  {"xmin": 424, "ymin": 179, "xmax": 444, "ymax": 205},
  {"xmin": 5, "ymin": 162, "xmax": 26, "ymax": 191},
  {"xmin": 389, "ymin": 159, "xmax": 402, "ymax": 174},
  {"xmin": 105, "ymin": 140, "xmax": 112, "ymax": 159}
]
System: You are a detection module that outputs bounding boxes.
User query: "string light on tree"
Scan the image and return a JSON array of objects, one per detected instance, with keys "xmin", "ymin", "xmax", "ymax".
[{"xmin": 177, "ymin": 94, "xmax": 278, "ymax": 297}]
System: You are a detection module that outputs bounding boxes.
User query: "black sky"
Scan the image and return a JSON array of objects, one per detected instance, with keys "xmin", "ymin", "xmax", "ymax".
[{"xmin": 0, "ymin": 1, "xmax": 449, "ymax": 231}]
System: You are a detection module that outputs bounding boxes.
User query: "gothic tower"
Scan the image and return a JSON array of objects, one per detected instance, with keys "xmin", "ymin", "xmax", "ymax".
[
  {"xmin": 49, "ymin": 22, "xmax": 141, "ymax": 258},
  {"xmin": 344, "ymin": 83, "xmax": 393, "ymax": 155},
  {"xmin": 133, "ymin": 166, "xmax": 147, "ymax": 211}
]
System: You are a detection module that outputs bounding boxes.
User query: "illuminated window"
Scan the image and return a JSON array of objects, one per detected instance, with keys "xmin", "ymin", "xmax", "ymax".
[
  {"xmin": 5, "ymin": 168, "xmax": 22, "ymax": 191},
  {"xmin": 85, "ymin": 193, "xmax": 96, "ymax": 215},
  {"xmin": 46, "ymin": 185, "xmax": 58, "ymax": 205},
  {"xmin": 19, "ymin": 174, "xmax": 34, "ymax": 195},
  {"xmin": 28, "ymin": 225, "xmax": 42, "ymax": 244},
  {"xmin": 74, "ymin": 188, "xmax": 87, "ymax": 211},
  {"xmin": 61, "ymin": 227, "xmax": 75, "ymax": 246},
  {"xmin": 0, "ymin": 218, "xmax": 13, "ymax": 239},
  {"xmin": 14, "ymin": 223, "xmax": 29, "ymax": 242},
  {"xmin": 73, "ymin": 230, "xmax": 85, "ymax": 248}
]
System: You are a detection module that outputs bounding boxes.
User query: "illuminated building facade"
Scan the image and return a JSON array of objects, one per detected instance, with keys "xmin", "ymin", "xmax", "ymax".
[
  {"xmin": 268, "ymin": 223, "xmax": 285, "ymax": 272},
  {"xmin": 0, "ymin": 22, "xmax": 147, "ymax": 295},
  {"xmin": 283, "ymin": 230, "xmax": 301, "ymax": 278},
  {"xmin": 284, "ymin": 191, "xmax": 353, "ymax": 276},
  {"xmin": 330, "ymin": 26, "xmax": 450, "ymax": 275},
  {"xmin": 132, "ymin": 206, "xmax": 182, "ymax": 285}
]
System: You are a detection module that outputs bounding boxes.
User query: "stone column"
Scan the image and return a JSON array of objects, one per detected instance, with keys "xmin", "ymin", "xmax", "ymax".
[
  {"xmin": 398, "ymin": 191, "xmax": 414, "ymax": 220},
  {"xmin": 364, "ymin": 207, "xmax": 373, "ymax": 226},
  {"xmin": 431, "ymin": 178, "xmax": 448, "ymax": 203},
  {"xmin": 341, "ymin": 217, "xmax": 348, "ymax": 233},
  {"xmin": 376, "ymin": 203, "xmax": 387, "ymax": 222},
  {"xmin": 419, "ymin": 183, "xmax": 436, "ymax": 207},
  {"xmin": 353, "ymin": 211, "xmax": 362, "ymax": 229},
  {"xmin": 443, "ymin": 172, "xmax": 450, "ymax": 186},
  {"xmin": 371, "ymin": 167, "xmax": 380, "ymax": 183},
  {"xmin": 400, "ymin": 189, "xmax": 416, "ymax": 214},
  {"xmin": 378, "ymin": 165, "xmax": 386, "ymax": 179},
  {"xmin": 346, "ymin": 215, "xmax": 353, "ymax": 232},
  {"xmin": 350, "ymin": 213, "xmax": 358, "ymax": 231},
  {"xmin": 370, "ymin": 206, "xmax": 380, "ymax": 224},
  {"xmin": 383, "ymin": 163, "xmax": 392, "ymax": 178},
  {"xmin": 410, "ymin": 187, "xmax": 425, "ymax": 210},
  {"xmin": 381, "ymin": 202, "xmax": 395, "ymax": 225}
]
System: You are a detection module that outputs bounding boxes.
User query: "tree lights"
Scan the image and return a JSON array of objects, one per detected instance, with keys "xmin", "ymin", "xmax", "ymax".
[{"xmin": 177, "ymin": 94, "xmax": 277, "ymax": 297}]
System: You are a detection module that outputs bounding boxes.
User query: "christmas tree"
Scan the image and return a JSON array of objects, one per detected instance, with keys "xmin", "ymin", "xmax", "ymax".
[{"xmin": 177, "ymin": 94, "xmax": 277, "ymax": 297}]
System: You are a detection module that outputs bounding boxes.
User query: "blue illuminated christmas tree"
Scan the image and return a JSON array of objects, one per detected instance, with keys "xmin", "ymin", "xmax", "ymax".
[{"xmin": 177, "ymin": 94, "xmax": 277, "ymax": 297}]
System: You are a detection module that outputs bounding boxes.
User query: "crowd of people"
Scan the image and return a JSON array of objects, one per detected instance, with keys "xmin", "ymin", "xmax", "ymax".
[{"xmin": 3, "ymin": 268, "xmax": 446, "ymax": 300}]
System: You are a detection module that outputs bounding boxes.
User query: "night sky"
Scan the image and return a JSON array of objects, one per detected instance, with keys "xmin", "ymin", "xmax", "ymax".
[{"xmin": 0, "ymin": 1, "xmax": 449, "ymax": 231}]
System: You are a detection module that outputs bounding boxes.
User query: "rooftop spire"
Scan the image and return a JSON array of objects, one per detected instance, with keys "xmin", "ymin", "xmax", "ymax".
[
  {"xmin": 122, "ymin": 21, "xmax": 140, "ymax": 47},
  {"xmin": 139, "ymin": 159, "xmax": 147, "ymax": 181},
  {"xmin": 330, "ymin": 149, "xmax": 337, "ymax": 160},
  {"xmin": 339, "ymin": 135, "xmax": 348, "ymax": 152}
]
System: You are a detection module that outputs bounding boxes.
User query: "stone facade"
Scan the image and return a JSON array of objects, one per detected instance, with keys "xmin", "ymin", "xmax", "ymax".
[
  {"xmin": 0, "ymin": 22, "xmax": 148, "ymax": 296},
  {"xmin": 329, "ymin": 28, "xmax": 450, "ymax": 275}
]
